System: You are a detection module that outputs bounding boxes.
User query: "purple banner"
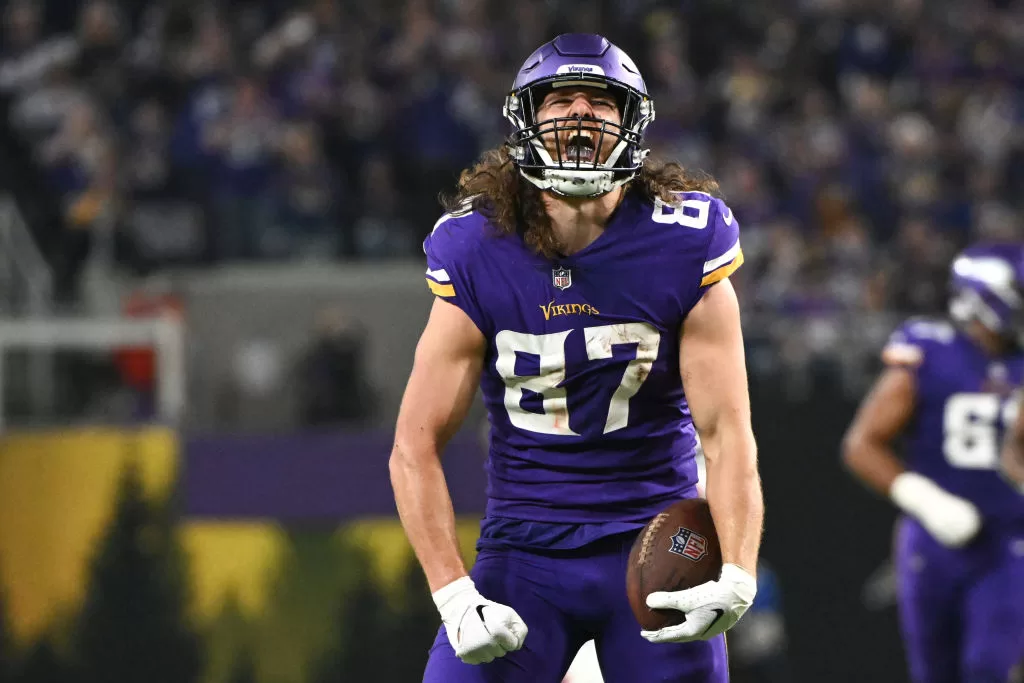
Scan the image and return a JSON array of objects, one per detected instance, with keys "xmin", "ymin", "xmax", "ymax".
[{"xmin": 183, "ymin": 429, "xmax": 489, "ymax": 521}]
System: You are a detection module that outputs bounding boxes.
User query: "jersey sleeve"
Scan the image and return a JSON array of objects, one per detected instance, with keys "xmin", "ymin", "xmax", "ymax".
[
  {"xmin": 422, "ymin": 212, "xmax": 489, "ymax": 333},
  {"xmin": 879, "ymin": 317, "xmax": 962, "ymax": 388},
  {"xmin": 699, "ymin": 198, "xmax": 743, "ymax": 289}
]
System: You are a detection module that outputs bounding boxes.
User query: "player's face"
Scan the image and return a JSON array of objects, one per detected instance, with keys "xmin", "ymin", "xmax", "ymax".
[{"xmin": 535, "ymin": 87, "xmax": 622, "ymax": 166}]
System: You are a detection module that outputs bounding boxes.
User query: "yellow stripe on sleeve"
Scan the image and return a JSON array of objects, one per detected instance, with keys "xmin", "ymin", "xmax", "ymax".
[
  {"xmin": 699, "ymin": 249, "xmax": 744, "ymax": 287},
  {"xmin": 426, "ymin": 278, "xmax": 456, "ymax": 297}
]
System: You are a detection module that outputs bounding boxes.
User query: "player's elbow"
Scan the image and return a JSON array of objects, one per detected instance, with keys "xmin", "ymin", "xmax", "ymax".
[
  {"xmin": 840, "ymin": 428, "xmax": 874, "ymax": 475},
  {"xmin": 389, "ymin": 428, "xmax": 440, "ymax": 483},
  {"xmin": 389, "ymin": 441, "xmax": 420, "ymax": 497},
  {"xmin": 389, "ymin": 436, "xmax": 419, "ymax": 475},
  {"xmin": 388, "ymin": 441, "xmax": 409, "ymax": 479},
  {"xmin": 701, "ymin": 421, "xmax": 759, "ymax": 483}
]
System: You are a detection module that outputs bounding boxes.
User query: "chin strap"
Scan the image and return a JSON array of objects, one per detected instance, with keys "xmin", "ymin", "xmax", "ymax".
[{"xmin": 518, "ymin": 166, "xmax": 633, "ymax": 197}]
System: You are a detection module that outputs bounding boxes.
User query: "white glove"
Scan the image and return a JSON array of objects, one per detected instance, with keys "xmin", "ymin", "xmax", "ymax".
[
  {"xmin": 640, "ymin": 563, "xmax": 757, "ymax": 643},
  {"xmin": 432, "ymin": 576, "xmax": 528, "ymax": 665},
  {"xmin": 890, "ymin": 472, "xmax": 981, "ymax": 548}
]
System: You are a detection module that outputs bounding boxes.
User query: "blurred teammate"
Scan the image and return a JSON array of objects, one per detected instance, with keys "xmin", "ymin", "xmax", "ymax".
[
  {"xmin": 390, "ymin": 33, "xmax": 763, "ymax": 682},
  {"xmin": 842, "ymin": 243, "xmax": 1024, "ymax": 683}
]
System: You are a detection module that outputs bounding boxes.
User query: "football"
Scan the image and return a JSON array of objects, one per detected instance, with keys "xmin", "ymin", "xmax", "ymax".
[{"xmin": 625, "ymin": 498, "xmax": 723, "ymax": 631}]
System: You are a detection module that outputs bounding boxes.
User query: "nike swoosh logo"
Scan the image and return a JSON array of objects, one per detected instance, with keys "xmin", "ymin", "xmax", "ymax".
[
  {"xmin": 722, "ymin": 207, "xmax": 734, "ymax": 225},
  {"xmin": 701, "ymin": 609, "xmax": 726, "ymax": 636},
  {"xmin": 459, "ymin": 605, "xmax": 489, "ymax": 642}
]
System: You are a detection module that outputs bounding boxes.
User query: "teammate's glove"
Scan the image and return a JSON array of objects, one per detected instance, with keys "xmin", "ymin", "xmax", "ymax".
[
  {"xmin": 640, "ymin": 563, "xmax": 757, "ymax": 643},
  {"xmin": 432, "ymin": 576, "xmax": 528, "ymax": 664},
  {"xmin": 890, "ymin": 471, "xmax": 981, "ymax": 548}
]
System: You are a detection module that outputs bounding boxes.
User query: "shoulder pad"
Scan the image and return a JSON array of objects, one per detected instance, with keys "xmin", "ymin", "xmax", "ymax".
[{"xmin": 882, "ymin": 317, "xmax": 955, "ymax": 367}]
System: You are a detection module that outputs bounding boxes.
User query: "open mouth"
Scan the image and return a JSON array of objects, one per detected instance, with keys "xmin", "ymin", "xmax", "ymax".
[{"xmin": 564, "ymin": 132, "xmax": 596, "ymax": 163}]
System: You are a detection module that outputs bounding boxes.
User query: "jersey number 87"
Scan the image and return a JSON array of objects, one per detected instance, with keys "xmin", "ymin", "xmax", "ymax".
[{"xmin": 495, "ymin": 323, "xmax": 661, "ymax": 436}]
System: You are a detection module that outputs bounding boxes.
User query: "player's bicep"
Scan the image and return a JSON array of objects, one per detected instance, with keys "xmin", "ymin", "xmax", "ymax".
[
  {"xmin": 843, "ymin": 367, "xmax": 917, "ymax": 451},
  {"xmin": 395, "ymin": 298, "xmax": 486, "ymax": 456},
  {"xmin": 679, "ymin": 278, "xmax": 750, "ymax": 445}
]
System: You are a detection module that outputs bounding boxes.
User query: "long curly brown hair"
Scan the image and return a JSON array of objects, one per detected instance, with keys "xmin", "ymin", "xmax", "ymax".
[{"xmin": 440, "ymin": 146, "xmax": 721, "ymax": 258}]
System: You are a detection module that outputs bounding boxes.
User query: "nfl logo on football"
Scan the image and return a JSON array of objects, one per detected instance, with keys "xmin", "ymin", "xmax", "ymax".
[
  {"xmin": 668, "ymin": 527, "xmax": 708, "ymax": 561},
  {"xmin": 552, "ymin": 267, "xmax": 572, "ymax": 290}
]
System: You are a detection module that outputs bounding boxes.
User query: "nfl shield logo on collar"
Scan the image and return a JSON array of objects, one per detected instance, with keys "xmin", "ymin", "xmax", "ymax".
[{"xmin": 552, "ymin": 266, "xmax": 572, "ymax": 290}]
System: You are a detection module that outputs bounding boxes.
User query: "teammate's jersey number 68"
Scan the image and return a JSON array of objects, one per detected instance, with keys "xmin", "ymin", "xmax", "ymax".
[{"xmin": 943, "ymin": 393, "xmax": 1019, "ymax": 469}]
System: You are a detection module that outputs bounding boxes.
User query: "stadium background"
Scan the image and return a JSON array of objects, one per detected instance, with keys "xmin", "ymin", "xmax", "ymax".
[{"xmin": 0, "ymin": 0, "xmax": 1020, "ymax": 681}]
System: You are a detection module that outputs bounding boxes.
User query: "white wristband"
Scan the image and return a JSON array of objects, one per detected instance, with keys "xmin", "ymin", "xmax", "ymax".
[
  {"xmin": 720, "ymin": 563, "xmax": 757, "ymax": 602},
  {"xmin": 890, "ymin": 471, "xmax": 944, "ymax": 517},
  {"xmin": 431, "ymin": 576, "xmax": 475, "ymax": 610}
]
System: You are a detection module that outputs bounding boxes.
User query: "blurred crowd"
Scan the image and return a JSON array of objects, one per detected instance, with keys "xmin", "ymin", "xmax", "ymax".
[{"xmin": 0, "ymin": 0, "xmax": 1021, "ymax": 389}]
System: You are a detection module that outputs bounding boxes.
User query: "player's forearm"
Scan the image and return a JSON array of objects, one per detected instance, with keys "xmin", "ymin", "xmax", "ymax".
[
  {"xmin": 389, "ymin": 444, "xmax": 468, "ymax": 593},
  {"xmin": 702, "ymin": 426, "xmax": 762, "ymax": 576},
  {"xmin": 841, "ymin": 432, "xmax": 905, "ymax": 497}
]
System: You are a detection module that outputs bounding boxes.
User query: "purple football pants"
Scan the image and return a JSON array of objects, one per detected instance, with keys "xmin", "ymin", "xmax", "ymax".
[
  {"xmin": 423, "ymin": 532, "xmax": 728, "ymax": 683},
  {"xmin": 895, "ymin": 517, "xmax": 1024, "ymax": 683}
]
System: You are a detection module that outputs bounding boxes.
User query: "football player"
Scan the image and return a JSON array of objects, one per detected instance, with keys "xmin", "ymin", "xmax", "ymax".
[
  {"xmin": 390, "ymin": 34, "xmax": 763, "ymax": 682},
  {"xmin": 842, "ymin": 244, "xmax": 1024, "ymax": 683}
]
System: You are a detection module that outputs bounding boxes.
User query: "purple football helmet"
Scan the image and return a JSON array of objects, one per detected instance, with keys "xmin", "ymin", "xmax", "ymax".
[
  {"xmin": 503, "ymin": 34, "xmax": 655, "ymax": 197},
  {"xmin": 948, "ymin": 243, "xmax": 1024, "ymax": 344}
]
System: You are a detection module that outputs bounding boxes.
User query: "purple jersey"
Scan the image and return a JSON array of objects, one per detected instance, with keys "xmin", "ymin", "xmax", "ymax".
[
  {"xmin": 423, "ymin": 190, "xmax": 742, "ymax": 532},
  {"xmin": 883, "ymin": 317, "xmax": 1024, "ymax": 529}
]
